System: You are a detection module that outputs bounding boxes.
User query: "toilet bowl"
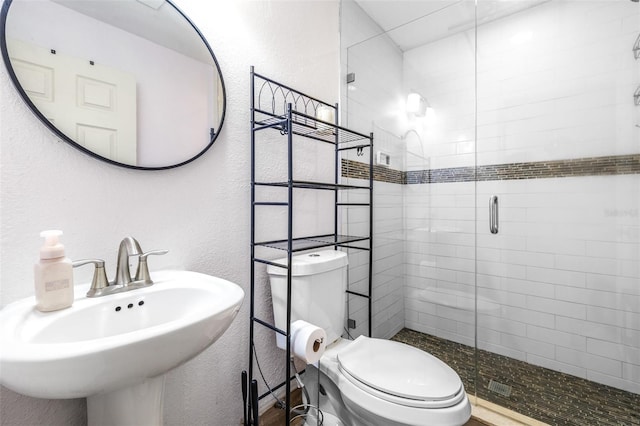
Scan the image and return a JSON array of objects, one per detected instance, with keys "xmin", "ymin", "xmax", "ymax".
[
  {"xmin": 267, "ymin": 250, "xmax": 471, "ymax": 426},
  {"xmin": 318, "ymin": 337, "xmax": 471, "ymax": 426}
]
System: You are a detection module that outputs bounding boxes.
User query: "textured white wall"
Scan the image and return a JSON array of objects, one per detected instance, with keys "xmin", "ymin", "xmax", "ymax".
[{"xmin": 0, "ymin": 1, "xmax": 339, "ymax": 424}]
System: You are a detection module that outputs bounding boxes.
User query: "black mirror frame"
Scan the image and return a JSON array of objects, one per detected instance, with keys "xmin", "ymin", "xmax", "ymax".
[{"xmin": 0, "ymin": 0, "xmax": 226, "ymax": 170}]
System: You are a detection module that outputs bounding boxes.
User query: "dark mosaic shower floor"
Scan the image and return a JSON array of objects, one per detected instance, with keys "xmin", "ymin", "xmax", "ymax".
[{"xmin": 392, "ymin": 329, "xmax": 640, "ymax": 426}]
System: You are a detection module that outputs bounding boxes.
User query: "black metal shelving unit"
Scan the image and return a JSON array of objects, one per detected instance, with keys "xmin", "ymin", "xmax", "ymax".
[{"xmin": 245, "ymin": 67, "xmax": 373, "ymax": 425}]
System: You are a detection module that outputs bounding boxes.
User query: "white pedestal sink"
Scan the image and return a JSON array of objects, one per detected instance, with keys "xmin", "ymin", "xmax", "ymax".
[{"xmin": 0, "ymin": 270, "xmax": 244, "ymax": 426}]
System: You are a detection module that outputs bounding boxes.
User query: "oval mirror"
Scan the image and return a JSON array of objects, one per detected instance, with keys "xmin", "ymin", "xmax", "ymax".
[{"xmin": 1, "ymin": 0, "xmax": 225, "ymax": 170}]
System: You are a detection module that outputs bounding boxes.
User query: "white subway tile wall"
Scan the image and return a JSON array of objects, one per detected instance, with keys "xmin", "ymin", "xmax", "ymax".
[{"xmin": 341, "ymin": 173, "xmax": 405, "ymax": 339}]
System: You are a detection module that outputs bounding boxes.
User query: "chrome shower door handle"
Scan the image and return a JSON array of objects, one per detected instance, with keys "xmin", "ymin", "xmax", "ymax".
[{"xmin": 490, "ymin": 195, "xmax": 499, "ymax": 234}]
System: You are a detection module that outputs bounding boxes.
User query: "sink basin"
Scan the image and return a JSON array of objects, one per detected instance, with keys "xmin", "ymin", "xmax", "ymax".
[{"xmin": 0, "ymin": 270, "xmax": 244, "ymax": 425}]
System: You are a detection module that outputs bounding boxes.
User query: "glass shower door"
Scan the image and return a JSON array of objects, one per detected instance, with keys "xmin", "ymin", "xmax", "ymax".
[
  {"xmin": 342, "ymin": 0, "xmax": 639, "ymax": 423},
  {"xmin": 342, "ymin": 0, "xmax": 480, "ymax": 399},
  {"xmin": 474, "ymin": 0, "xmax": 640, "ymax": 423},
  {"xmin": 400, "ymin": 0, "xmax": 479, "ymax": 397}
]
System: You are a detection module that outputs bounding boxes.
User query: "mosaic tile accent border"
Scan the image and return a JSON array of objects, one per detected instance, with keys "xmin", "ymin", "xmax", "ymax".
[
  {"xmin": 342, "ymin": 154, "xmax": 640, "ymax": 184},
  {"xmin": 392, "ymin": 329, "xmax": 640, "ymax": 426},
  {"xmin": 341, "ymin": 158, "xmax": 405, "ymax": 184}
]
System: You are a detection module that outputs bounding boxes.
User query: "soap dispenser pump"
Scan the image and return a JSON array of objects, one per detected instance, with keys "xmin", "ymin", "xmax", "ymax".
[{"xmin": 34, "ymin": 230, "xmax": 74, "ymax": 312}]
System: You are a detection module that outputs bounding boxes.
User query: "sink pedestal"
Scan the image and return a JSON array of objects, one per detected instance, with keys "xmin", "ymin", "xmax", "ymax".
[{"xmin": 87, "ymin": 375, "xmax": 166, "ymax": 426}]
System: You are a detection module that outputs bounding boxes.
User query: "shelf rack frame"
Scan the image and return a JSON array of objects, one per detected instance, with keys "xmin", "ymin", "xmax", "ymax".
[{"xmin": 247, "ymin": 67, "xmax": 373, "ymax": 426}]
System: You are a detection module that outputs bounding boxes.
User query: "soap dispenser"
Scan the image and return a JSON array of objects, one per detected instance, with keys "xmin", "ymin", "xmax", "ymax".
[{"xmin": 34, "ymin": 230, "xmax": 74, "ymax": 312}]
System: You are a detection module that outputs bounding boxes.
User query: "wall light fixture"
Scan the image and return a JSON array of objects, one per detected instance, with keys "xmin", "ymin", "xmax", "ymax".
[{"xmin": 406, "ymin": 92, "xmax": 428, "ymax": 117}]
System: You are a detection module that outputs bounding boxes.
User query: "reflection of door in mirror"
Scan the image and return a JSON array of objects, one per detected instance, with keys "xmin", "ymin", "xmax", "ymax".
[{"xmin": 8, "ymin": 38, "xmax": 137, "ymax": 165}]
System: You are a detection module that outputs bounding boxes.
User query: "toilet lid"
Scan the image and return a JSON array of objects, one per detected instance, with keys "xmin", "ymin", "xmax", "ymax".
[{"xmin": 337, "ymin": 336, "xmax": 462, "ymax": 403}]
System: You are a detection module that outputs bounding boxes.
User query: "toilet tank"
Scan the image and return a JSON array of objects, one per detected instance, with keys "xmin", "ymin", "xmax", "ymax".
[{"xmin": 267, "ymin": 250, "xmax": 348, "ymax": 348}]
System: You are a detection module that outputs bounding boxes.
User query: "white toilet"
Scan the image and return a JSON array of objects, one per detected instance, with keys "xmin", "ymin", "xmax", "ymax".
[{"xmin": 267, "ymin": 250, "xmax": 472, "ymax": 426}]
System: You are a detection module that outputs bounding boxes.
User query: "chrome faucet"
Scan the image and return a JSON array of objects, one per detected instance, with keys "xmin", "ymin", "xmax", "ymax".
[{"xmin": 73, "ymin": 237, "xmax": 168, "ymax": 298}]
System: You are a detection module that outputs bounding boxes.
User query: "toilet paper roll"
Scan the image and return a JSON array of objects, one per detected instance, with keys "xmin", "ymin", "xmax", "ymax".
[{"xmin": 290, "ymin": 320, "xmax": 327, "ymax": 364}]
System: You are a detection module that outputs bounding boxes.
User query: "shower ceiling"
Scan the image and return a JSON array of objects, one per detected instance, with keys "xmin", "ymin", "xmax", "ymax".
[{"xmin": 353, "ymin": 0, "xmax": 549, "ymax": 51}]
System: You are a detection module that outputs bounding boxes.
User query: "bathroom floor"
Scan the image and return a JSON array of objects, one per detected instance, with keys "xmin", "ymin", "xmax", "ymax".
[
  {"xmin": 392, "ymin": 328, "xmax": 640, "ymax": 426},
  {"xmin": 258, "ymin": 387, "xmax": 489, "ymax": 426}
]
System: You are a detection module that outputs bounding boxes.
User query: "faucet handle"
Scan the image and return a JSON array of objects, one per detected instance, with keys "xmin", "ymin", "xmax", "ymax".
[
  {"xmin": 73, "ymin": 259, "xmax": 109, "ymax": 298},
  {"xmin": 135, "ymin": 250, "xmax": 169, "ymax": 285}
]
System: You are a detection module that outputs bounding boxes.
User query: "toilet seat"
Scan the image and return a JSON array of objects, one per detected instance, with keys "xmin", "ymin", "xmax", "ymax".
[
  {"xmin": 336, "ymin": 336, "xmax": 466, "ymax": 409},
  {"xmin": 319, "ymin": 337, "xmax": 472, "ymax": 426}
]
